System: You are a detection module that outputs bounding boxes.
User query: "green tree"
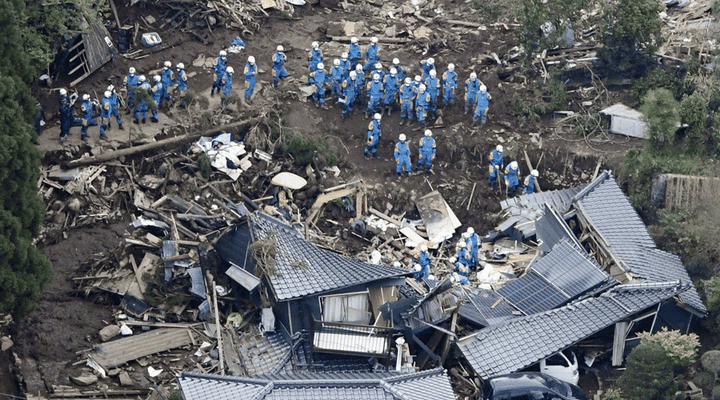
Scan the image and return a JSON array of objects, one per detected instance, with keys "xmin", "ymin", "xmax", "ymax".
[
  {"xmin": 595, "ymin": 0, "xmax": 663, "ymax": 78},
  {"xmin": 640, "ymin": 88, "xmax": 680, "ymax": 148},
  {"xmin": 617, "ymin": 342, "xmax": 678, "ymax": 400},
  {"xmin": 680, "ymin": 92, "xmax": 707, "ymax": 154},
  {"xmin": 513, "ymin": 0, "xmax": 588, "ymax": 57},
  {"xmin": 0, "ymin": 0, "xmax": 51, "ymax": 318}
]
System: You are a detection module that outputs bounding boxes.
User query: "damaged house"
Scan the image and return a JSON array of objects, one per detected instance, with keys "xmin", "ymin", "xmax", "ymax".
[{"xmin": 456, "ymin": 170, "xmax": 706, "ymax": 379}]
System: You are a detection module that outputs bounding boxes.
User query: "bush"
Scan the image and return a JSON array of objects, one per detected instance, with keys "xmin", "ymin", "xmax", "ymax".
[
  {"xmin": 632, "ymin": 67, "xmax": 689, "ymax": 105},
  {"xmin": 701, "ymin": 349, "xmax": 720, "ymax": 379},
  {"xmin": 603, "ymin": 388, "xmax": 623, "ymax": 400},
  {"xmin": 693, "ymin": 371, "xmax": 714, "ymax": 387},
  {"xmin": 279, "ymin": 133, "xmax": 338, "ymax": 169},
  {"xmin": 197, "ymin": 154, "xmax": 212, "ymax": 179},
  {"xmin": 640, "ymin": 88, "xmax": 681, "ymax": 148},
  {"xmin": 680, "ymin": 92, "xmax": 708, "ymax": 154},
  {"xmin": 713, "ymin": 386, "xmax": 720, "ymax": 400},
  {"xmin": 617, "ymin": 342, "xmax": 678, "ymax": 400},
  {"xmin": 636, "ymin": 327, "xmax": 699, "ymax": 367}
]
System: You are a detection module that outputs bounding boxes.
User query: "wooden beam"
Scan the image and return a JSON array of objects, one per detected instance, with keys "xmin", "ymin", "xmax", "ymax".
[{"xmin": 330, "ymin": 36, "xmax": 411, "ymax": 44}]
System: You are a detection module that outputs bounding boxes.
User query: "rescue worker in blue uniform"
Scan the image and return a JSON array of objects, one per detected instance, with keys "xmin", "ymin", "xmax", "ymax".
[
  {"xmin": 150, "ymin": 75, "xmax": 163, "ymax": 122},
  {"xmin": 99, "ymin": 90, "xmax": 112, "ymax": 138},
  {"xmin": 134, "ymin": 76, "xmax": 150, "ymax": 124},
  {"xmin": 464, "ymin": 72, "xmax": 480, "ymax": 115},
  {"xmin": 364, "ymin": 113, "xmax": 381, "ymax": 159},
  {"xmin": 394, "ymin": 133, "xmax": 412, "ymax": 177},
  {"xmin": 244, "ymin": 56, "xmax": 257, "ymax": 102},
  {"xmin": 123, "ymin": 67, "xmax": 138, "ymax": 115},
  {"xmin": 340, "ymin": 70, "xmax": 358, "ymax": 119},
  {"xmin": 354, "ymin": 65, "xmax": 365, "ymax": 106},
  {"xmin": 308, "ymin": 41, "xmax": 323, "ymax": 74},
  {"xmin": 272, "ymin": 45, "xmax": 289, "ymax": 87},
  {"xmin": 371, "ymin": 62, "xmax": 385, "ymax": 82},
  {"xmin": 176, "ymin": 63, "xmax": 188, "ymax": 108},
  {"xmin": 107, "ymin": 85, "xmax": 123, "ymax": 130},
  {"xmin": 504, "ymin": 161, "xmax": 520, "ymax": 197},
  {"xmin": 79, "ymin": 94, "xmax": 95, "ymax": 140},
  {"xmin": 399, "ymin": 77, "xmax": 415, "ymax": 126},
  {"xmin": 161, "ymin": 61, "xmax": 174, "ymax": 103},
  {"xmin": 425, "ymin": 69, "xmax": 441, "ymax": 118},
  {"xmin": 413, "ymin": 263, "xmax": 429, "ymax": 281},
  {"xmin": 442, "ymin": 63, "xmax": 457, "ymax": 108},
  {"xmin": 309, "ymin": 63, "xmax": 329, "ymax": 109},
  {"xmin": 220, "ymin": 67, "xmax": 234, "ymax": 108},
  {"xmin": 340, "ymin": 52, "xmax": 351, "ymax": 79},
  {"xmin": 211, "ymin": 50, "xmax": 227, "ymax": 96},
  {"xmin": 415, "ymin": 84, "xmax": 431, "ymax": 127},
  {"xmin": 419, "ymin": 57, "xmax": 435, "ymax": 80},
  {"xmin": 348, "ymin": 37, "xmax": 361, "ymax": 70},
  {"xmin": 464, "ymin": 227, "xmax": 479, "ymax": 269},
  {"xmin": 392, "ymin": 58, "xmax": 406, "ymax": 82},
  {"xmin": 488, "ymin": 144, "xmax": 504, "ymax": 187},
  {"xmin": 473, "ymin": 84, "xmax": 492, "ymax": 125},
  {"xmin": 330, "ymin": 59, "xmax": 344, "ymax": 99},
  {"xmin": 417, "ymin": 245, "xmax": 433, "ymax": 274},
  {"xmin": 382, "ymin": 67, "xmax": 399, "ymax": 116},
  {"xmin": 452, "ymin": 240, "xmax": 471, "ymax": 284},
  {"xmin": 415, "ymin": 129, "xmax": 436, "ymax": 175},
  {"xmin": 363, "ymin": 37, "xmax": 380, "ymax": 71},
  {"xmin": 59, "ymin": 89, "xmax": 76, "ymax": 144},
  {"xmin": 524, "ymin": 170, "xmax": 539, "ymax": 194},
  {"xmin": 366, "ymin": 73, "xmax": 384, "ymax": 117}
]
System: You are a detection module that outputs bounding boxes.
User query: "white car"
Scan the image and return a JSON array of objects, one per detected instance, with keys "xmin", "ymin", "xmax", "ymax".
[{"xmin": 540, "ymin": 349, "xmax": 580, "ymax": 385}]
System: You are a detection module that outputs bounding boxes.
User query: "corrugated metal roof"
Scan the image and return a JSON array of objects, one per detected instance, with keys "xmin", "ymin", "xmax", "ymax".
[
  {"xmin": 178, "ymin": 368, "xmax": 454, "ymax": 400},
  {"xmin": 574, "ymin": 172, "xmax": 706, "ymax": 316},
  {"xmin": 457, "ymin": 282, "xmax": 688, "ymax": 379},
  {"xmin": 249, "ymin": 213, "xmax": 411, "ymax": 301}
]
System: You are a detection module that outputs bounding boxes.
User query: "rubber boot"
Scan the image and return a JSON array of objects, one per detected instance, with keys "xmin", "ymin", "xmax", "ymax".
[
  {"xmin": 387, "ymin": 106, "xmax": 392, "ymax": 116},
  {"xmin": 119, "ymin": 122, "xmax": 124, "ymax": 130},
  {"xmin": 399, "ymin": 118, "xmax": 405, "ymax": 126}
]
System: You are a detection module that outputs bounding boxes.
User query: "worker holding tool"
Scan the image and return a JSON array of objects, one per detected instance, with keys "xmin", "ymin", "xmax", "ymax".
[
  {"xmin": 272, "ymin": 45, "xmax": 289, "ymax": 87},
  {"xmin": 524, "ymin": 169, "xmax": 540, "ymax": 194},
  {"xmin": 488, "ymin": 145, "xmax": 504, "ymax": 187},
  {"xmin": 364, "ymin": 113, "xmax": 382, "ymax": 159},
  {"xmin": 504, "ymin": 161, "xmax": 520, "ymax": 197}
]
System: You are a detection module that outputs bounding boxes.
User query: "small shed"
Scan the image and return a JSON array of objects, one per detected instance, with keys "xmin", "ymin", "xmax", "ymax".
[
  {"xmin": 67, "ymin": 22, "xmax": 117, "ymax": 87},
  {"xmin": 600, "ymin": 103, "xmax": 649, "ymax": 139}
]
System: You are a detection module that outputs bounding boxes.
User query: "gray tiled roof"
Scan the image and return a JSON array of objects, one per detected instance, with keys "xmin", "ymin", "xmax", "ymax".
[
  {"xmin": 457, "ymin": 287, "xmax": 518, "ymax": 327},
  {"xmin": 457, "ymin": 282, "xmax": 688, "ymax": 379},
  {"xmin": 250, "ymin": 213, "xmax": 411, "ymax": 301},
  {"xmin": 497, "ymin": 240, "xmax": 614, "ymax": 315},
  {"xmin": 178, "ymin": 368, "xmax": 455, "ymax": 400},
  {"xmin": 498, "ymin": 186, "xmax": 585, "ymax": 237},
  {"xmin": 535, "ymin": 206, "xmax": 581, "ymax": 253},
  {"xmin": 573, "ymin": 172, "xmax": 706, "ymax": 316},
  {"xmin": 236, "ymin": 326, "xmax": 294, "ymax": 375}
]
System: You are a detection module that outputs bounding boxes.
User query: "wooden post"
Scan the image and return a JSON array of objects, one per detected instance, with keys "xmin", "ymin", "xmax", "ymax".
[{"xmin": 612, "ymin": 321, "xmax": 628, "ymax": 366}]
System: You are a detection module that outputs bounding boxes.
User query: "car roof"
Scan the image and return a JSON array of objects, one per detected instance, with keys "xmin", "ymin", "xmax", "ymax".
[{"xmin": 486, "ymin": 372, "xmax": 556, "ymax": 391}]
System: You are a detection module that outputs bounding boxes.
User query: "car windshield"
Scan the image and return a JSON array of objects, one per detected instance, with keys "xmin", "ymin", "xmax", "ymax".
[{"xmin": 540, "ymin": 375, "xmax": 569, "ymax": 395}]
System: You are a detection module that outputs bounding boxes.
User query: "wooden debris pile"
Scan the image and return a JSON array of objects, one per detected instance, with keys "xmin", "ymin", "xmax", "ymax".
[{"xmin": 659, "ymin": 0, "xmax": 720, "ymax": 64}]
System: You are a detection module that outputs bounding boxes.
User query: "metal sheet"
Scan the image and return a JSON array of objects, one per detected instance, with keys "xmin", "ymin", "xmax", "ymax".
[
  {"xmin": 415, "ymin": 191, "xmax": 461, "ymax": 244},
  {"xmin": 225, "ymin": 262, "xmax": 261, "ymax": 291}
]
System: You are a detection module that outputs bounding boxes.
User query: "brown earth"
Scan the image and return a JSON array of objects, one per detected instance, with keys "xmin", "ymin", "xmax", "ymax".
[{"xmin": 2, "ymin": 0, "xmax": 648, "ymax": 398}]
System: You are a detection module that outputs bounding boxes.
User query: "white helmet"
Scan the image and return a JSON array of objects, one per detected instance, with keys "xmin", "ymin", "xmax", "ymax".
[
  {"xmin": 153, "ymin": 75, "xmax": 161, "ymax": 82},
  {"xmin": 424, "ymin": 129, "xmax": 432, "ymax": 137},
  {"xmin": 138, "ymin": 75, "xmax": 146, "ymax": 82},
  {"xmin": 373, "ymin": 73, "xmax": 380, "ymax": 81},
  {"xmin": 531, "ymin": 169, "xmax": 539, "ymax": 177},
  {"xmin": 129, "ymin": 67, "xmax": 136, "ymax": 74},
  {"xmin": 421, "ymin": 245, "xmax": 428, "ymax": 252},
  {"xmin": 371, "ymin": 37, "xmax": 378, "ymax": 44},
  {"xmin": 496, "ymin": 145, "xmax": 503, "ymax": 152},
  {"xmin": 107, "ymin": 85, "xmax": 114, "ymax": 92},
  {"xmin": 164, "ymin": 61, "xmax": 171, "ymax": 68},
  {"xmin": 399, "ymin": 133, "xmax": 406, "ymax": 141},
  {"xmin": 219, "ymin": 50, "xmax": 227, "ymax": 57},
  {"xmin": 226, "ymin": 66, "xmax": 234, "ymax": 74},
  {"xmin": 276, "ymin": 45, "xmax": 283, "ymax": 52},
  {"xmin": 333, "ymin": 59, "xmax": 340, "ymax": 66},
  {"xmin": 480, "ymin": 84, "xmax": 487, "ymax": 92},
  {"xmin": 510, "ymin": 161, "xmax": 518, "ymax": 170},
  {"xmin": 59, "ymin": 88, "xmax": 67, "ymax": 96},
  {"xmin": 356, "ymin": 64, "xmax": 363, "ymax": 72},
  {"xmin": 375, "ymin": 62, "xmax": 382, "ymax": 70},
  {"xmin": 374, "ymin": 113, "xmax": 382, "ymax": 121},
  {"xmin": 351, "ymin": 37, "xmax": 358, "ymax": 44},
  {"xmin": 413, "ymin": 264, "xmax": 422, "ymax": 272},
  {"xmin": 177, "ymin": 63, "xmax": 185, "ymax": 69},
  {"xmin": 427, "ymin": 57, "xmax": 435, "ymax": 65},
  {"xmin": 341, "ymin": 52, "xmax": 348, "ymax": 60},
  {"xmin": 467, "ymin": 227, "xmax": 474, "ymax": 234},
  {"xmin": 82, "ymin": 94, "xmax": 90, "ymax": 101},
  {"xmin": 317, "ymin": 63, "xmax": 324, "ymax": 70},
  {"xmin": 418, "ymin": 84, "xmax": 426, "ymax": 91},
  {"xmin": 349, "ymin": 71, "xmax": 357, "ymax": 79},
  {"xmin": 312, "ymin": 41, "xmax": 319, "ymax": 49},
  {"xmin": 404, "ymin": 77, "xmax": 412, "ymax": 84},
  {"xmin": 458, "ymin": 240, "xmax": 466, "ymax": 248},
  {"xmin": 104, "ymin": 91, "xmax": 111, "ymax": 98},
  {"xmin": 248, "ymin": 56, "xmax": 255, "ymax": 64},
  {"xmin": 449, "ymin": 257, "xmax": 457, "ymax": 264},
  {"xmin": 429, "ymin": 69, "xmax": 437, "ymax": 77},
  {"xmin": 393, "ymin": 58, "xmax": 400, "ymax": 65},
  {"xmin": 390, "ymin": 68, "xmax": 397, "ymax": 75},
  {"xmin": 470, "ymin": 72, "xmax": 477, "ymax": 79},
  {"xmin": 448, "ymin": 63, "xmax": 455, "ymax": 71},
  {"xmin": 414, "ymin": 75, "xmax": 421, "ymax": 83}
]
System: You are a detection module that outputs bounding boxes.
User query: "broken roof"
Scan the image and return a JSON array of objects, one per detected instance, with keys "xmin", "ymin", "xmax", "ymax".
[
  {"xmin": 178, "ymin": 368, "xmax": 455, "ymax": 400},
  {"xmin": 573, "ymin": 171, "xmax": 706, "ymax": 316},
  {"xmin": 498, "ymin": 186, "xmax": 585, "ymax": 237},
  {"xmin": 249, "ymin": 212, "xmax": 410, "ymax": 301},
  {"xmin": 457, "ymin": 282, "xmax": 688, "ymax": 379},
  {"xmin": 458, "ymin": 287, "xmax": 518, "ymax": 327},
  {"xmin": 497, "ymin": 239, "xmax": 615, "ymax": 315}
]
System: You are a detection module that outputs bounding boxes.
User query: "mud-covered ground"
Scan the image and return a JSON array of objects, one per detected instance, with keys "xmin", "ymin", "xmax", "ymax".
[{"xmin": 2, "ymin": 0, "xmax": 647, "ymax": 397}]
